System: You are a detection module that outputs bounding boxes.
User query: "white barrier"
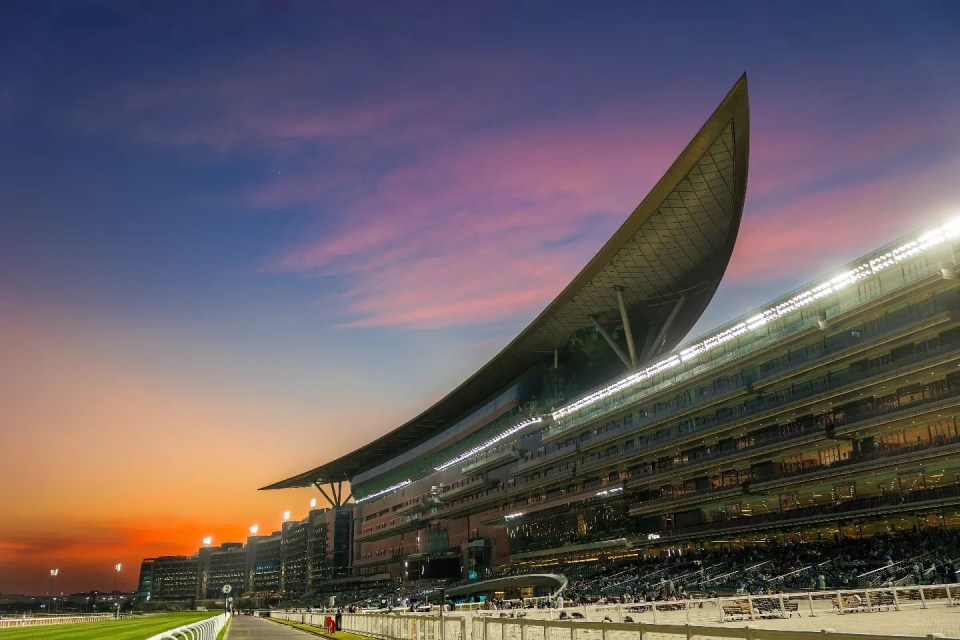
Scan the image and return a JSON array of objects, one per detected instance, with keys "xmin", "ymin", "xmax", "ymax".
[
  {"xmin": 0, "ymin": 613, "xmax": 114, "ymax": 629},
  {"xmin": 332, "ymin": 611, "xmax": 951, "ymax": 640},
  {"xmin": 307, "ymin": 583, "xmax": 960, "ymax": 640},
  {"xmin": 145, "ymin": 612, "xmax": 230, "ymax": 640}
]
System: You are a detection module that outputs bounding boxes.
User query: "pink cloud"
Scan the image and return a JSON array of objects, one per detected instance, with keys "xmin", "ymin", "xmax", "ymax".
[
  {"xmin": 260, "ymin": 118, "xmax": 688, "ymax": 328},
  {"xmin": 259, "ymin": 109, "xmax": 960, "ymax": 329},
  {"xmin": 726, "ymin": 157, "xmax": 960, "ymax": 286},
  {"xmin": 73, "ymin": 47, "xmax": 960, "ymax": 331},
  {"xmin": 748, "ymin": 112, "xmax": 957, "ymax": 199}
]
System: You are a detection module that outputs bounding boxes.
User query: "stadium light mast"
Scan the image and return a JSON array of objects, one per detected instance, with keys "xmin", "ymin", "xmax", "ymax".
[
  {"xmin": 113, "ymin": 564, "xmax": 122, "ymax": 618},
  {"xmin": 48, "ymin": 568, "xmax": 58, "ymax": 612}
]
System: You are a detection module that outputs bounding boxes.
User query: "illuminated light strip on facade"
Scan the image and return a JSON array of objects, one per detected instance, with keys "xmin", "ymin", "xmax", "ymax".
[
  {"xmin": 596, "ymin": 487, "xmax": 624, "ymax": 497},
  {"xmin": 504, "ymin": 512, "xmax": 524, "ymax": 520},
  {"xmin": 552, "ymin": 216, "xmax": 960, "ymax": 421},
  {"xmin": 434, "ymin": 417, "xmax": 544, "ymax": 472},
  {"xmin": 355, "ymin": 479, "xmax": 412, "ymax": 503}
]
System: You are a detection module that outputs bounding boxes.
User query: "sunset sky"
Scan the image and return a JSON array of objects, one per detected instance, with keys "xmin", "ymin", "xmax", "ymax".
[{"xmin": 2, "ymin": 1, "xmax": 959, "ymax": 595}]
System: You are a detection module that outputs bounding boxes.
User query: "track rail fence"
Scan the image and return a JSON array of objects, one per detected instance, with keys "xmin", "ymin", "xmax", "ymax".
[
  {"xmin": 326, "ymin": 611, "xmax": 953, "ymax": 640},
  {"xmin": 0, "ymin": 613, "xmax": 116, "ymax": 629},
  {"xmin": 145, "ymin": 612, "xmax": 230, "ymax": 640},
  {"xmin": 266, "ymin": 584, "xmax": 960, "ymax": 640}
]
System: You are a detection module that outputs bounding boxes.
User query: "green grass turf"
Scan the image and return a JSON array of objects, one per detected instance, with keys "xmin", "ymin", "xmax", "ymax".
[
  {"xmin": 215, "ymin": 616, "xmax": 231, "ymax": 640},
  {"xmin": 0, "ymin": 612, "xmax": 219, "ymax": 639},
  {"xmin": 329, "ymin": 631, "xmax": 372, "ymax": 640},
  {"xmin": 267, "ymin": 617, "xmax": 371, "ymax": 640}
]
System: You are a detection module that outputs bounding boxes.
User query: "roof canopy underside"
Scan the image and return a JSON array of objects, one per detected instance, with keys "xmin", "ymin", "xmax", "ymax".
[{"xmin": 262, "ymin": 75, "xmax": 750, "ymax": 491}]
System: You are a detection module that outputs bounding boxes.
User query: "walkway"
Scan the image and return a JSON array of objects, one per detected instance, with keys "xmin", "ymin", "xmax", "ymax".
[{"xmin": 227, "ymin": 615, "xmax": 316, "ymax": 639}]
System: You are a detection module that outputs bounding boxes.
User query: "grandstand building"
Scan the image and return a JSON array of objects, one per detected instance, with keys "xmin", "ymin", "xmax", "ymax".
[
  {"xmin": 198, "ymin": 542, "xmax": 245, "ymax": 600},
  {"xmin": 262, "ymin": 74, "xmax": 960, "ymax": 592},
  {"xmin": 145, "ymin": 554, "xmax": 199, "ymax": 602},
  {"xmin": 135, "ymin": 506, "xmax": 349, "ymax": 602}
]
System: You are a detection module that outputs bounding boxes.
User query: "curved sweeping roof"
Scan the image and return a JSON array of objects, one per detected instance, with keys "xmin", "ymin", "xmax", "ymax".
[{"xmin": 263, "ymin": 74, "xmax": 750, "ymax": 491}]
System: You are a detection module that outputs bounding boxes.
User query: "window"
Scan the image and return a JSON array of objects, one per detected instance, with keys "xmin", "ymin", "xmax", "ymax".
[
  {"xmin": 865, "ymin": 314, "xmax": 888, "ymax": 336},
  {"xmin": 902, "ymin": 257, "xmax": 926, "ymax": 282},
  {"xmin": 859, "ymin": 278, "xmax": 881, "ymax": 302},
  {"xmin": 907, "ymin": 296, "xmax": 936, "ymax": 321},
  {"xmin": 868, "ymin": 353, "xmax": 892, "ymax": 374}
]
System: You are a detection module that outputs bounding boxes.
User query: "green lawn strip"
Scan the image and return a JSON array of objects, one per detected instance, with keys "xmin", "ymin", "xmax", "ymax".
[
  {"xmin": 266, "ymin": 617, "xmax": 328, "ymax": 637},
  {"xmin": 329, "ymin": 631, "xmax": 373, "ymax": 640},
  {"xmin": 0, "ymin": 612, "xmax": 219, "ymax": 639},
  {"xmin": 266, "ymin": 617, "xmax": 371, "ymax": 640},
  {"xmin": 216, "ymin": 615, "xmax": 231, "ymax": 640}
]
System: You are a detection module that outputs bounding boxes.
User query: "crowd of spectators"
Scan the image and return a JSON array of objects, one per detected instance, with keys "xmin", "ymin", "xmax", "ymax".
[
  {"xmin": 299, "ymin": 528, "xmax": 960, "ymax": 608},
  {"xmin": 560, "ymin": 528, "xmax": 960, "ymax": 600}
]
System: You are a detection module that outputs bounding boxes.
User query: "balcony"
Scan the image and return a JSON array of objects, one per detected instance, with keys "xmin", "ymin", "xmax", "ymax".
[
  {"xmin": 753, "ymin": 310, "xmax": 954, "ymax": 393},
  {"xmin": 624, "ymin": 380, "xmax": 960, "ymax": 492},
  {"xmin": 629, "ymin": 485, "xmax": 743, "ymax": 517},
  {"xmin": 484, "ymin": 483, "xmax": 626, "ymax": 524},
  {"xmin": 550, "ymin": 269, "xmax": 954, "ymax": 440},
  {"xmin": 535, "ymin": 337, "xmax": 960, "ymax": 490},
  {"xmin": 651, "ymin": 483, "xmax": 960, "ymax": 543},
  {"xmin": 494, "ymin": 358, "xmax": 960, "ymax": 519},
  {"xmin": 532, "ymin": 310, "xmax": 957, "ymax": 484},
  {"xmin": 755, "ymin": 435, "xmax": 960, "ymax": 492},
  {"xmin": 462, "ymin": 447, "xmax": 521, "ymax": 475},
  {"xmin": 628, "ymin": 435, "xmax": 960, "ymax": 517},
  {"xmin": 439, "ymin": 477, "xmax": 495, "ymax": 502},
  {"xmin": 356, "ymin": 516, "xmax": 424, "ymax": 543}
]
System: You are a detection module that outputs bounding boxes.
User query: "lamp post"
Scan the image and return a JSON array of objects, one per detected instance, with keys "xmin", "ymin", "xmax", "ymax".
[
  {"xmin": 113, "ymin": 564, "xmax": 122, "ymax": 618},
  {"xmin": 48, "ymin": 569, "xmax": 58, "ymax": 614}
]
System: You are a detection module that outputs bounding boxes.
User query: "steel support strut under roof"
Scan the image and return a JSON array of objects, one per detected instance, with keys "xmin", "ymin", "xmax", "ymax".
[
  {"xmin": 641, "ymin": 296, "xmax": 687, "ymax": 362},
  {"xmin": 590, "ymin": 315, "xmax": 632, "ymax": 369},
  {"xmin": 313, "ymin": 481, "xmax": 352, "ymax": 507},
  {"xmin": 614, "ymin": 286, "xmax": 638, "ymax": 368}
]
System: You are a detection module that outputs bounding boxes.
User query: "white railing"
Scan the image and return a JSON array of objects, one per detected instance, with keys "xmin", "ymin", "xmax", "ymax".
[
  {"xmin": 317, "ymin": 583, "xmax": 960, "ymax": 640},
  {"xmin": 145, "ymin": 612, "xmax": 230, "ymax": 640},
  {"xmin": 0, "ymin": 613, "xmax": 115, "ymax": 629}
]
